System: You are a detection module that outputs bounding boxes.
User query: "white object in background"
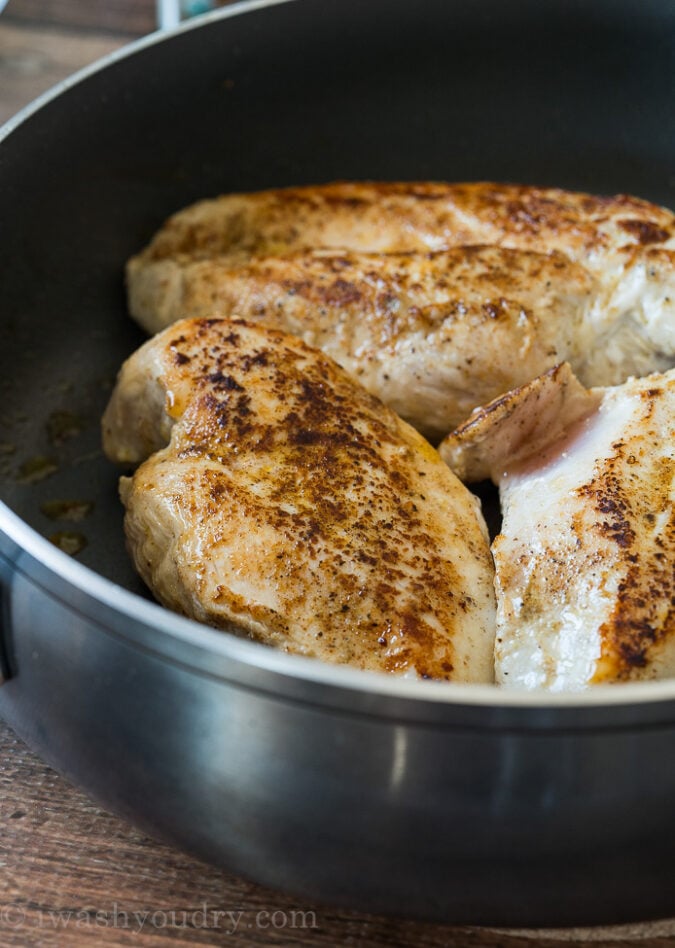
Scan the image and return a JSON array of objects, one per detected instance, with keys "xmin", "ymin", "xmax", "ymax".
[{"xmin": 157, "ymin": 0, "xmax": 217, "ymax": 29}]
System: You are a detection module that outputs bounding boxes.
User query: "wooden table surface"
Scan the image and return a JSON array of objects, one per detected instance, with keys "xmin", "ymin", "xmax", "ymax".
[{"xmin": 2, "ymin": 3, "xmax": 675, "ymax": 945}]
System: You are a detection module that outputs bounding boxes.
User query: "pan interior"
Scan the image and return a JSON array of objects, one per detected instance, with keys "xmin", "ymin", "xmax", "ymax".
[{"xmin": 0, "ymin": 0, "xmax": 673, "ymax": 598}]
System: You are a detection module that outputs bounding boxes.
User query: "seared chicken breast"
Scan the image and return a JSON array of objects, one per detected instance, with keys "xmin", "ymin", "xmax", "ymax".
[
  {"xmin": 127, "ymin": 180, "xmax": 675, "ymax": 270},
  {"xmin": 440, "ymin": 364, "xmax": 675, "ymax": 690},
  {"xmin": 102, "ymin": 317, "xmax": 496, "ymax": 681},
  {"xmin": 127, "ymin": 182, "xmax": 675, "ymax": 432},
  {"xmin": 128, "ymin": 245, "xmax": 595, "ymax": 440}
]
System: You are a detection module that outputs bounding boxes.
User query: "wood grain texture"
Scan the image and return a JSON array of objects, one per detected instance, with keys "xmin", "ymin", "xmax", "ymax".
[
  {"xmin": 1, "ymin": 720, "xmax": 675, "ymax": 948},
  {"xmin": 0, "ymin": 22, "xmax": 127, "ymax": 126},
  {"xmin": 3, "ymin": 0, "xmax": 157, "ymax": 37}
]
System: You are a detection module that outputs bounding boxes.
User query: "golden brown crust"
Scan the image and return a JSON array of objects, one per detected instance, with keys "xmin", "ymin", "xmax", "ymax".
[
  {"xmin": 127, "ymin": 182, "xmax": 675, "ymax": 440},
  {"xmin": 583, "ymin": 385, "xmax": 675, "ymax": 681},
  {"xmin": 128, "ymin": 245, "xmax": 595, "ymax": 439},
  {"xmin": 104, "ymin": 317, "xmax": 496, "ymax": 681},
  {"xmin": 136, "ymin": 180, "xmax": 675, "ymax": 264}
]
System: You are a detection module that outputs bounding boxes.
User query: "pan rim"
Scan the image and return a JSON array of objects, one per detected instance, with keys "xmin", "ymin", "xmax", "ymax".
[
  {"xmin": 0, "ymin": 0, "xmax": 300, "ymax": 146},
  {"xmin": 3, "ymin": 498, "xmax": 675, "ymax": 713},
  {"xmin": 1, "ymin": 0, "xmax": 674, "ymax": 715}
]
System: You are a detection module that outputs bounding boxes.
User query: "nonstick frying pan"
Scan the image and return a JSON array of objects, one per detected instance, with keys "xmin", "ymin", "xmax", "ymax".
[{"xmin": 1, "ymin": 0, "xmax": 674, "ymax": 927}]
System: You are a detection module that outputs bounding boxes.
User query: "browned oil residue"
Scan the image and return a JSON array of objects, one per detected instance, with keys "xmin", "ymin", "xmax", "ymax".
[
  {"xmin": 17, "ymin": 456, "xmax": 58, "ymax": 484},
  {"xmin": 41, "ymin": 499, "xmax": 94, "ymax": 522},
  {"xmin": 46, "ymin": 410, "xmax": 85, "ymax": 445},
  {"xmin": 49, "ymin": 531, "xmax": 87, "ymax": 556}
]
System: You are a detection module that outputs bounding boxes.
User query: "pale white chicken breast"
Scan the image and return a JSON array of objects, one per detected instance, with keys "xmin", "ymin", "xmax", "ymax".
[
  {"xmin": 440, "ymin": 364, "xmax": 675, "ymax": 690},
  {"xmin": 582, "ymin": 246, "xmax": 675, "ymax": 385},
  {"xmin": 126, "ymin": 181, "xmax": 675, "ymax": 434},
  {"xmin": 102, "ymin": 317, "xmax": 496, "ymax": 681}
]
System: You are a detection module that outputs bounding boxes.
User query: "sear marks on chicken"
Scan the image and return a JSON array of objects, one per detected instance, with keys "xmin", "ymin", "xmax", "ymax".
[
  {"xmin": 440, "ymin": 364, "xmax": 675, "ymax": 690},
  {"xmin": 128, "ymin": 245, "xmax": 595, "ymax": 440},
  {"xmin": 102, "ymin": 317, "xmax": 496, "ymax": 681},
  {"xmin": 127, "ymin": 180, "xmax": 675, "ymax": 267},
  {"xmin": 126, "ymin": 182, "xmax": 675, "ymax": 437}
]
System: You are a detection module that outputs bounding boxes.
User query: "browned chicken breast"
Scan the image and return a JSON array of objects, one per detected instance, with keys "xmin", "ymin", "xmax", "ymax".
[
  {"xmin": 127, "ymin": 180, "xmax": 675, "ymax": 268},
  {"xmin": 440, "ymin": 364, "xmax": 675, "ymax": 690},
  {"xmin": 126, "ymin": 182, "xmax": 675, "ymax": 434},
  {"xmin": 128, "ymin": 245, "xmax": 595, "ymax": 440},
  {"xmin": 102, "ymin": 317, "xmax": 496, "ymax": 681}
]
